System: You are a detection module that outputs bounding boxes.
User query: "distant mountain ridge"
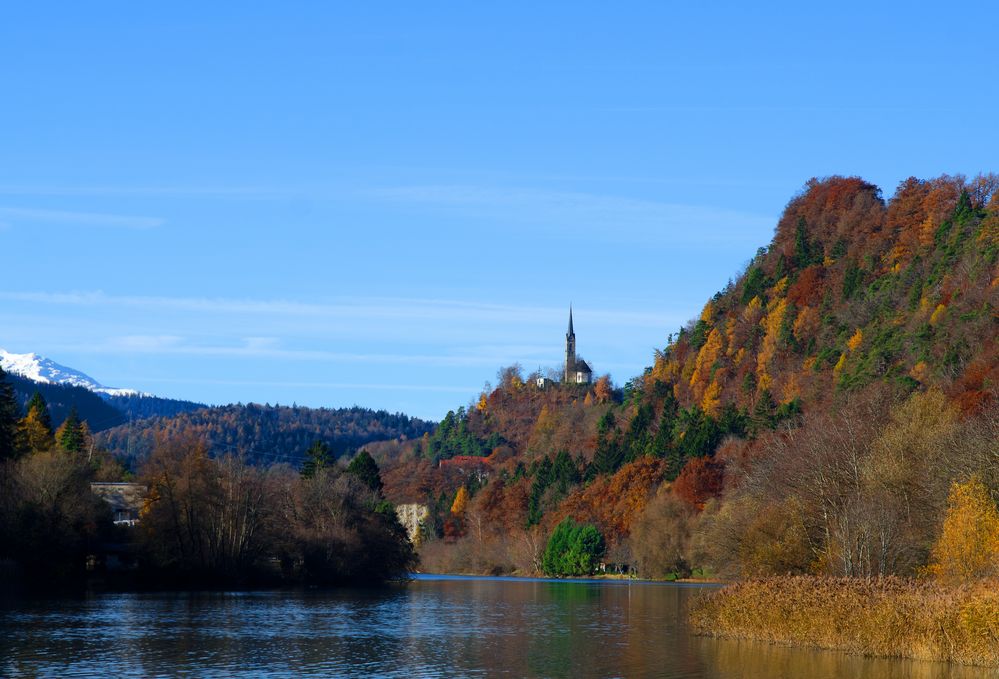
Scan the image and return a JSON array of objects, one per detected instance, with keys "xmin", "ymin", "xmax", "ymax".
[
  {"xmin": 0, "ymin": 347, "xmax": 143, "ymax": 397},
  {"xmin": 1, "ymin": 347, "xmax": 208, "ymax": 431},
  {"xmin": 0, "ymin": 346, "xmax": 435, "ymax": 468}
]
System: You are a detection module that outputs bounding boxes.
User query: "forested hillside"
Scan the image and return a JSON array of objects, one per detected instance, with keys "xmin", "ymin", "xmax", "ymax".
[
  {"xmin": 6, "ymin": 372, "xmax": 206, "ymax": 433},
  {"xmin": 386, "ymin": 174, "xmax": 999, "ymax": 578},
  {"xmin": 103, "ymin": 392, "xmax": 207, "ymax": 421},
  {"xmin": 7, "ymin": 372, "xmax": 127, "ymax": 432},
  {"xmin": 97, "ymin": 403, "xmax": 435, "ymax": 469}
]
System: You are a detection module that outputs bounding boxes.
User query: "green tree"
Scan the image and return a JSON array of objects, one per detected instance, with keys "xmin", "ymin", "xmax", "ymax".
[
  {"xmin": 527, "ymin": 455, "xmax": 554, "ymax": 526},
  {"xmin": 590, "ymin": 411, "xmax": 624, "ymax": 477},
  {"xmin": 623, "ymin": 403, "xmax": 654, "ymax": 463},
  {"xmin": 25, "ymin": 392, "xmax": 53, "ymax": 432},
  {"xmin": 0, "ymin": 366, "xmax": 20, "ymax": 460},
  {"xmin": 793, "ymin": 216, "xmax": 820, "ymax": 268},
  {"xmin": 541, "ymin": 518, "xmax": 606, "ymax": 577},
  {"xmin": 741, "ymin": 267, "xmax": 766, "ymax": 304},
  {"xmin": 842, "ymin": 260, "xmax": 863, "ymax": 300},
  {"xmin": 674, "ymin": 406, "xmax": 721, "ymax": 460},
  {"xmin": 300, "ymin": 440, "xmax": 332, "ymax": 478},
  {"xmin": 57, "ymin": 406, "xmax": 86, "ymax": 454},
  {"xmin": 347, "ymin": 449, "xmax": 383, "ymax": 494},
  {"xmin": 550, "ymin": 450, "xmax": 580, "ymax": 495}
]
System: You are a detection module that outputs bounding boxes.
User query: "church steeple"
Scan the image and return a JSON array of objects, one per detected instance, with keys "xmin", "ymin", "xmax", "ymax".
[{"xmin": 564, "ymin": 305, "xmax": 576, "ymax": 383}]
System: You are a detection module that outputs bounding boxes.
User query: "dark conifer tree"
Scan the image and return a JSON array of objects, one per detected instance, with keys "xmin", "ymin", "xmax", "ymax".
[
  {"xmin": 26, "ymin": 391, "xmax": 53, "ymax": 432},
  {"xmin": 346, "ymin": 449, "xmax": 383, "ymax": 493},
  {"xmin": 300, "ymin": 440, "xmax": 332, "ymax": 479},
  {"xmin": 58, "ymin": 406, "xmax": 86, "ymax": 453},
  {"xmin": 0, "ymin": 367, "xmax": 21, "ymax": 460}
]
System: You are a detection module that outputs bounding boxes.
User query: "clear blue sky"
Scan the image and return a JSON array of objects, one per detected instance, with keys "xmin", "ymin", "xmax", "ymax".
[{"xmin": 1, "ymin": 3, "xmax": 995, "ymax": 420}]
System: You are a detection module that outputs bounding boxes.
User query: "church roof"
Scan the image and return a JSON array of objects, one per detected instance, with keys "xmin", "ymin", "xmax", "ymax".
[{"xmin": 573, "ymin": 359, "xmax": 592, "ymax": 373}]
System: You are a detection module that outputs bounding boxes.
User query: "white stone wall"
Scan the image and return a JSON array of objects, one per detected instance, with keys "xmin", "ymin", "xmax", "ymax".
[{"xmin": 395, "ymin": 503, "xmax": 430, "ymax": 542}]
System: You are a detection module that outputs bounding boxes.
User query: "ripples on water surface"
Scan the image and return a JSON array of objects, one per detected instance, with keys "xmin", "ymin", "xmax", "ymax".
[{"xmin": 0, "ymin": 575, "xmax": 994, "ymax": 678}]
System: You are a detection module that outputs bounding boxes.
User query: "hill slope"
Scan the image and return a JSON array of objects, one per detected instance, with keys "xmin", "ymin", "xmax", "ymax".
[
  {"xmin": 97, "ymin": 402, "xmax": 435, "ymax": 469},
  {"xmin": 389, "ymin": 174, "xmax": 999, "ymax": 578}
]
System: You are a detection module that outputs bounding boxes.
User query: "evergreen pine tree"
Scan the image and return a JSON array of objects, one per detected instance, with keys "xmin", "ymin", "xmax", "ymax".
[
  {"xmin": 793, "ymin": 216, "xmax": 818, "ymax": 268},
  {"xmin": 300, "ymin": 440, "xmax": 332, "ymax": 478},
  {"xmin": 751, "ymin": 390, "xmax": 778, "ymax": 434},
  {"xmin": 650, "ymin": 393, "xmax": 679, "ymax": 456},
  {"xmin": 58, "ymin": 405, "xmax": 86, "ymax": 453},
  {"xmin": 346, "ymin": 449, "xmax": 383, "ymax": 493},
  {"xmin": 0, "ymin": 367, "xmax": 21, "ymax": 460}
]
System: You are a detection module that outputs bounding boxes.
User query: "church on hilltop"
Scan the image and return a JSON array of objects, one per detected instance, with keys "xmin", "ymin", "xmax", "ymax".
[{"xmin": 563, "ymin": 307, "xmax": 592, "ymax": 384}]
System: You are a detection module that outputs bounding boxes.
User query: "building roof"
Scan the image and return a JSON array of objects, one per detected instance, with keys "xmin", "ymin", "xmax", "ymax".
[
  {"xmin": 573, "ymin": 359, "xmax": 592, "ymax": 373},
  {"xmin": 439, "ymin": 455, "xmax": 491, "ymax": 468}
]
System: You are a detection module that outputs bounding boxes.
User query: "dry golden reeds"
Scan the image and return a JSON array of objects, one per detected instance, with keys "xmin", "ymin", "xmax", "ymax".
[{"xmin": 689, "ymin": 576, "xmax": 999, "ymax": 666}]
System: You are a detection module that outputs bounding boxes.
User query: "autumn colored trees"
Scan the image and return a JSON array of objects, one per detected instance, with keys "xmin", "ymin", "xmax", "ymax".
[
  {"xmin": 138, "ymin": 434, "xmax": 414, "ymax": 585},
  {"xmin": 0, "ymin": 365, "xmax": 417, "ymax": 589},
  {"xmin": 926, "ymin": 477, "xmax": 999, "ymax": 583},
  {"xmin": 396, "ymin": 173, "xmax": 999, "ymax": 580}
]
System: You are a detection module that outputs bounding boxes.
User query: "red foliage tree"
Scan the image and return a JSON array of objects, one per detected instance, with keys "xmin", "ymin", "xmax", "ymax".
[{"xmin": 672, "ymin": 457, "xmax": 725, "ymax": 510}]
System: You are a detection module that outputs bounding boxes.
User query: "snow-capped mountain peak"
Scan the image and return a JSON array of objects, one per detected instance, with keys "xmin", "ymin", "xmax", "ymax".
[{"xmin": 0, "ymin": 348, "xmax": 141, "ymax": 397}]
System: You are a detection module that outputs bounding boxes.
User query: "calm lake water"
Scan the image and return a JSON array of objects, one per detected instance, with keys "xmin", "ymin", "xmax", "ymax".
[{"xmin": 0, "ymin": 574, "xmax": 994, "ymax": 678}]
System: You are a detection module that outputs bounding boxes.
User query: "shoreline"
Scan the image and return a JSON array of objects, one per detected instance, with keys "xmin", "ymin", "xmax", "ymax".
[
  {"xmin": 411, "ymin": 571, "xmax": 726, "ymax": 586},
  {"xmin": 689, "ymin": 576, "xmax": 999, "ymax": 668}
]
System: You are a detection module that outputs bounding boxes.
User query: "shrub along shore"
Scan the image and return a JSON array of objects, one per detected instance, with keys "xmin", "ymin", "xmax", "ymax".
[{"xmin": 689, "ymin": 576, "xmax": 999, "ymax": 667}]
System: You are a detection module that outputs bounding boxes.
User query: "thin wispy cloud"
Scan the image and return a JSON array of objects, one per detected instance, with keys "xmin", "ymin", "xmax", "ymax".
[
  {"xmin": 0, "ymin": 290, "xmax": 682, "ymax": 329},
  {"xmin": 0, "ymin": 185, "xmax": 295, "ymax": 199},
  {"xmin": 58, "ymin": 335, "xmax": 559, "ymax": 369},
  {"xmin": 367, "ymin": 185, "xmax": 774, "ymax": 243},
  {"xmin": 0, "ymin": 206, "xmax": 165, "ymax": 230},
  {"xmin": 132, "ymin": 376, "xmax": 479, "ymax": 393}
]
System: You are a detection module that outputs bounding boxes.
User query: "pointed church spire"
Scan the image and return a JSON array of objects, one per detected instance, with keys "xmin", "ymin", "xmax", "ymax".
[{"xmin": 565, "ymin": 305, "xmax": 576, "ymax": 383}]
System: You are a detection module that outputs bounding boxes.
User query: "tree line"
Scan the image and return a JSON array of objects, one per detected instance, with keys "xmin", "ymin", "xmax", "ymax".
[{"xmin": 0, "ymin": 368, "xmax": 416, "ymax": 589}]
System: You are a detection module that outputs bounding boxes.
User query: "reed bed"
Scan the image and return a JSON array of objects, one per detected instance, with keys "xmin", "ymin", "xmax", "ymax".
[{"xmin": 689, "ymin": 576, "xmax": 999, "ymax": 667}]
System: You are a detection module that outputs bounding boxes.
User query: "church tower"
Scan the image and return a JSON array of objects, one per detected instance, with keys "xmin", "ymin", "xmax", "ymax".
[{"xmin": 564, "ymin": 306, "xmax": 576, "ymax": 383}]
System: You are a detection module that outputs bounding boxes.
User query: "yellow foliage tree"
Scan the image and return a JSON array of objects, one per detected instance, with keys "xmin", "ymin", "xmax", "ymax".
[
  {"xmin": 833, "ymin": 352, "xmax": 847, "ymax": 377},
  {"xmin": 451, "ymin": 486, "xmax": 470, "ymax": 516},
  {"xmin": 593, "ymin": 375, "xmax": 613, "ymax": 403},
  {"xmin": 700, "ymin": 300, "xmax": 714, "ymax": 323},
  {"xmin": 724, "ymin": 318, "xmax": 737, "ymax": 355},
  {"xmin": 792, "ymin": 306, "xmax": 819, "ymax": 343},
  {"xmin": 690, "ymin": 327, "xmax": 724, "ymax": 394},
  {"xmin": 756, "ymin": 298, "xmax": 788, "ymax": 392},
  {"xmin": 476, "ymin": 393, "xmax": 488, "ymax": 412},
  {"xmin": 742, "ymin": 296, "xmax": 763, "ymax": 323},
  {"xmin": 929, "ymin": 304, "xmax": 947, "ymax": 326},
  {"xmin": 847, "ymin": 328, "xmax": 864, "ymax": 352},
  {"xmin": 18, "ymin": 408, "xmax": 55, "ymax": 453},
  {"xmin": 927, "ymin": 477, "xmax": 999, "ymax": 583},
  {"xmin": 701, "ymin": 379, "xmax": 722, "ymax": 418}
]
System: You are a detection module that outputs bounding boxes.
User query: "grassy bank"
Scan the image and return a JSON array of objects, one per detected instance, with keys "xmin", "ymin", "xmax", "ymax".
[{"xmin": 689, "ymin": 576, "xmax": 999, "ymax": 667}]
